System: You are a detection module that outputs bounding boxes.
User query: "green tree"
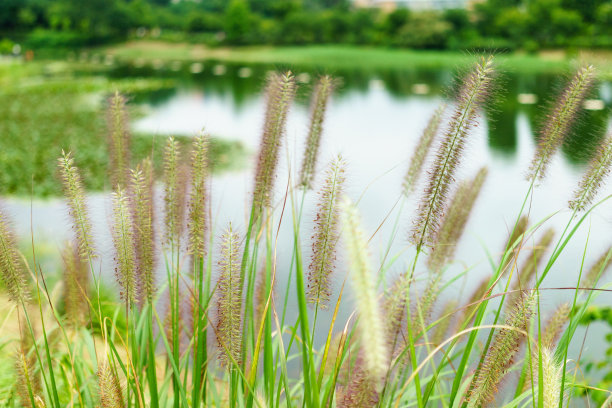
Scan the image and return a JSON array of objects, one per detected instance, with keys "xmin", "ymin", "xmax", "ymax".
[{"xmin": 225, "ymin": 0, "xmax": 253, "ymax": 44}]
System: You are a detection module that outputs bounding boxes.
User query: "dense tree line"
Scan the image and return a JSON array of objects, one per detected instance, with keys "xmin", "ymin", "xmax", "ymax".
[{"xmin": 1, "ymin": 0, "xmax": 611, "ymax": 50}]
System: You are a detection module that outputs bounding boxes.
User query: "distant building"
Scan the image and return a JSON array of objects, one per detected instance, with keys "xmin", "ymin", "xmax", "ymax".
[{"xmin": 354, "ymin": 0, "xmax": 479, "ymax": 12}]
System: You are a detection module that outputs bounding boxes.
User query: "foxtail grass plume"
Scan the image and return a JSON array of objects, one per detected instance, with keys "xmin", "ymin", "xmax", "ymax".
[
  {"xmin": 381, "ymin": 274, "xmax": 409, "ymax": 356},
  {"xmin": 15, "ymin": 327, "xmax": 41, "ymax": 406},
  {"xmin": 570, "ymin": 133, "xmax": 612, "ymax": 211},
  {"xmin": 187, "ymin": 132, "xmax": 209, "ymax": 259},
  {"xmin": 299, "ymin": 75, "xmax": 336, "ymax": 188},
  {"xmin": 500, "ymin": 216, "xmax": 529, "ymax": 272},
  {"xmin": 252, "ymin": 72, "xmax": 297, "ymax": 219},
  {"xmin": 58, "ymin": 151, "xmax": 95, "ymax": 260},
  {"xmin": 61, "ymin": 241, "xmax": 89, "ymax": 326},
  {"xmin": 107, "ymin": 91, "xmax": 131, "ymax": 189},
  {"xmin": 540, "ymin": 348, "xmax": 563, "ymax": 408},
  {"xmin": 307, "ymin": 156, "xmax": 346, "ymax": 309},
  {"xmin": 581, "ymin": 245, "xmax": 612, "ymax": 289},
  {"xmin": 541, "ymin": 303, "xmax": 570, "ymax": 349},
  {"xmin": 402, "ymin": 103, "xmax": 446, "ymax": 196},
  {"xmin": 163, "ymin": 136, "xmax": 186, "ymax": 246},
  {"xmin": 341, "ymin": 198, "xmax": 388, "ymax": 385},
  {"xmin": 508, "ymin": 228, "xmax": 554, "ymax": 304},
  {"xmin": 97, "ymin": 363, "xmax": 125, "ymax": 408},
  {"xmin": 528, "ymin": 65, "xmax": 596, "ymax": 181},
  {"xmin": 526, "ymin": 347, "xmax": 563, "ymax": 408},
  {"xmin": 111, "ymin": 188, "xmax": 137, "ymax": 305},
  {"xmin": 0, "ymin": 209, "xmax": 29, "ymax": 304},
  {"xmin": 428, "ymin": 167, "xmax": 488, "ymax": 272},
  {"xmin": 467, "ymin": 292, "xmax": 535, "ymax": 407},
  {"xmin": 215, "ymin": 224, "xmax": 242, "ymax": 368},
  {"xmin": 337, "ymin": 354, "xmax": 379, "ymax": 408},
  {"xmin": 412, "ymin": 56, "xmax": 495, "ymax": 249},
  {"xmin": 130, "ymin": 160, "xmax": 156, "ymax": 303}
]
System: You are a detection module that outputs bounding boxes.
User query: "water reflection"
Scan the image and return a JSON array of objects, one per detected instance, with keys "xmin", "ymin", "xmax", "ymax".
[{"xmin": 112, "ymin": 61, "xmax": 610, "ymax": 163}]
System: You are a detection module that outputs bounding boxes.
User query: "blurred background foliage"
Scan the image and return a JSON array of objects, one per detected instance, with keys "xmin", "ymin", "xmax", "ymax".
[{"xmin": 1, "ymin": 0, "xmax": 612, "ymax": 52}]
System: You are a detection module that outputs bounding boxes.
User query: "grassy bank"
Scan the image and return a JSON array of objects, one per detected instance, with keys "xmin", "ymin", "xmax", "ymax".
[
  {"xmin": 0, "ymin": 60, "xmax": 248, "ymax": 197},
  {"xmin": 99, "ymin": 41, "xmax": 612, "ymax": 77}
]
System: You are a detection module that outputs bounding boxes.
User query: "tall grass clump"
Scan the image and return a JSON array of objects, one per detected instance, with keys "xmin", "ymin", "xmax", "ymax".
[{"xmin": 0, "ymin": 61, "xmax": 610, "ymax": 408}]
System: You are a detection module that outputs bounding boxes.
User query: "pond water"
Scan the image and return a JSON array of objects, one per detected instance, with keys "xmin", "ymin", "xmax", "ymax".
[{"xmin": 4, "ymin": 60, "xmax": 612, "ymax": 368}]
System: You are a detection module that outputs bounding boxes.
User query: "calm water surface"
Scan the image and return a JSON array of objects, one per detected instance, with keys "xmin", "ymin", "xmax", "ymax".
[{"xmin": 4, "ymin": 62, "xmax": 612, "ymax": 368}]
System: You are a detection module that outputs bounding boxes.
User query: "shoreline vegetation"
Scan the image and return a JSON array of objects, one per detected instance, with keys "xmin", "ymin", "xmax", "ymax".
[
  {"xmin": 0, "ymin": 58, "xmax": 249, "ymax": 198},
  {"xmin": 96, "ymin": 41, "xmax": 612, "ymax": 76}
]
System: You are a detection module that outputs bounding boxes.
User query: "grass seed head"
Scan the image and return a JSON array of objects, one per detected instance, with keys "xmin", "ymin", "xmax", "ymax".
[
  {"xmin": 528, "ymin": 65, "xmax": 596, "ymax": 182},
  {"xmin": 107, "ymin": 91, "xmax": 131, "ymax": 189},
  {"xmin": 215, "ymin": 224, "xmax": 243, "ymax": 368},
  {"xmin": 428, "ymin": 166, "xmax": 488, "ymax": 272},
  {"xmin": 97, "ymin": 363, "xmax": 125, "ymax": 408},
  {"xmin": 570, "ymin": 133, "xmax": 612, "ymax": 211},
  {"xmin": 299, "ymin": 75, "xmax": 336, "ymax": 189},
  {"xmin": 130, "ymin": 159, "xmax": 156, "ymax": 303},
  {"xmin": 187, "ymin": 131, "xmax": 210, "ymax": 260},
  {"xmin": 402, "ymin": 103, "xmax": 446, "ymax": 196},
  {"xmin": 58, "ymin": 151, "xmax": 95, "ymax": 260},
  {"xmin": 341, "ymin": 198, "xmax": 388, "ymax": 387},
  {"xmin": 111, "ymin": 187, "xmax": 137, "ymax": 305},
  {"xmin": 467, "ymin": 291, "xmax": 535, "ymax": 407},
  {"xmin": 252, "ymin": 71, "xmax": 297, "ymax": 220},
  {"xmin": 412, "ymin": 56, "xmax": 495, "ymax": 249},
  {"xmin": 307, "ymin": 155, "xmax": 346, "ymax": 309}
]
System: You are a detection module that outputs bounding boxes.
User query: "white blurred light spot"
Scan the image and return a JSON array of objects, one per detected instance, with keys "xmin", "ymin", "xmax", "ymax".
[
  {"xmin": 412, "ymin": 83, "xmax": 430, "ymax": 94},
  {"xmin": 517, "ymin": 93, "xmax": 537, "ymax": 104},
  {"xmin": 238, "ymin": 67, "xmax": 252, "ymax": 78},
  {"xmin": 190, "ymin": 62, "xmax": 203, "ymax": 74},
  {"xmin": 296, "ymin": 72, "xmax": 310, "ymax": 83},
  {"xmin": 369, "ymin": 78, "xmax": 384, "ymax": 90},
  {"xmin": 584, "ymin": 99, "xmax": 605, "ymax": 110},
  {"xmin": 213, "ymin": 64, "xmax": 226, "ymax": 76}
]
